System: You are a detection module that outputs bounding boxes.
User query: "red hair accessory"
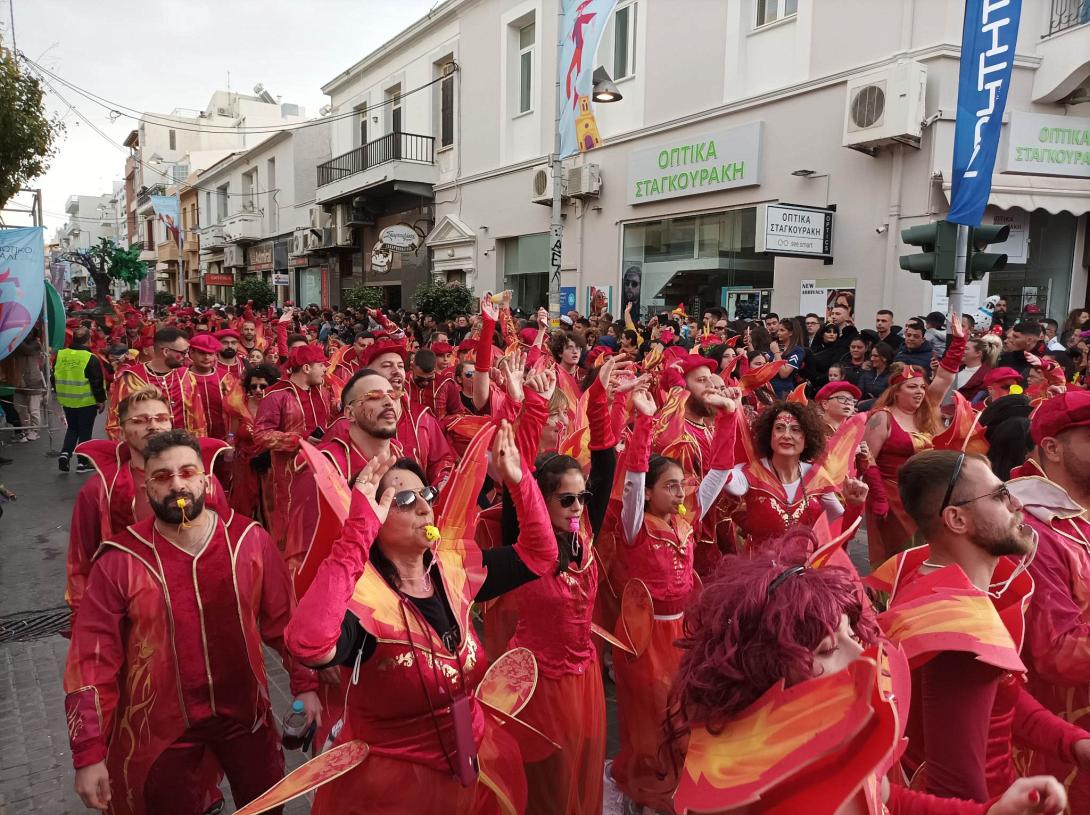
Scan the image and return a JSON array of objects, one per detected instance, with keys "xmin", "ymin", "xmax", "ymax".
[
  {"xmin": 725, "ymin": 335, "xmax": 741, "ymax": 348},
  {"xmin": 889, "ymin": 367, "xmax": 925, "ymax": 388}
]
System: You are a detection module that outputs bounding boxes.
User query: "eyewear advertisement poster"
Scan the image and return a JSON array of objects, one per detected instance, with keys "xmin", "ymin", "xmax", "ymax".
[{"xmin": 799, "ymin": 278, "xmax": 857, "ymax": 319}]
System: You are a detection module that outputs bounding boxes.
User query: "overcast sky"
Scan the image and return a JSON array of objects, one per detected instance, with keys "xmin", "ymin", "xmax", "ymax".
[{"xmin": 2, "ymin": 0, "xmax": 439, "ymax": 235}]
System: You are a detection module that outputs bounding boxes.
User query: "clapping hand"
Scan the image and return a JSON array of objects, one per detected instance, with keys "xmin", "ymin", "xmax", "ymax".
[
  {"xmin": 492, "ymin": 420, "xmax": 522, "ymax": 485},
  {"xmin": 631, "ymin": 385, "xmax": 656, "ymax": 417},
  {"xmin": 526, "ymin": 368, "xmax": 557, "ymax": 401},
  {"xmin": 353, "ymin": 451, "xmax": 396, "ymax": 524}
]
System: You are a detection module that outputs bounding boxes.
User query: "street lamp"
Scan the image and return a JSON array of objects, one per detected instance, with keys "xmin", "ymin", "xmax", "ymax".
[{"xmin": 549, "ymin": 63, "xmax": 621, "ymax": 320}]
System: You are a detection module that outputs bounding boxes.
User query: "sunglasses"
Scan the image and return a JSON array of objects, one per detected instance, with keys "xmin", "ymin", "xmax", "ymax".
[
  {"xmin": 124, "ymin": 413, "xmax": 172, "ymax": 426},
  {"xmin": 147, "ymin": 465, "xmax": 205, "ymax": 484},
  {"xmin": 352, "ymin": 388, "xmax": 404, "ymax": 404},
  {"xmin": 555, "ymin": 491, "xmax": 593, "ymax": 508},
  {"xmin": 392, "ymin": 486, "xmax": 439, "ymax": 510},
  {"xmin": 162, "ymin": 346, "xmax": 189, "ymax": 355},
  {"xmin": 939, "ymin": 452, "xmax": 966, "ymax": 511}
]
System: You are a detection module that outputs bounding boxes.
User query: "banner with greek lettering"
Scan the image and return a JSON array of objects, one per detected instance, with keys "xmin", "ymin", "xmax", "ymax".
[
  {"xmin": 947, "ymin": 0, "xmax": 1022, "ymax": 226},
  {"xmin": 558, "ymin": 0, "xmax": 618, "ymax": 159},
  {"xmin": 0, "ymin": 227, "xmax": 46, "ymax": 361},
  {"xmin": 149, "ymin": 194, "xmax": 181, "ymax": 244}
]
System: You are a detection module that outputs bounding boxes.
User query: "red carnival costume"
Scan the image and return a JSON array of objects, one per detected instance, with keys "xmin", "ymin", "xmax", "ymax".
[
  {"xmin": 63, "ymin": 511, "xmax": 318, "ymax": 815},
  {"xmin": 252, "ymin": 377, "xmax": 338, "ymax": 551},
  {"xmin": 1009, "ymin": 474, "xmax": 1090, "ymax": 810},
  {"xmin": 66, "ymin": 438, "xmax": 231, "ymax": 619},
  {"xmin": 408, "ymin": 369, "xmax": 461, "ymax": 420},
  {"xmin": 106, "ymin": 362, "xmax": 208, "ymax": 440},
  {"xmin": 610, "ymin": 411, "xmax": 696, "ymax": 813},
  {"xmin": 191, "ymin": 365, "xmax": 236, "ymax": 440},
  {"xmin": 872, "ymin": 547, "xmax": 1087, "ymax": 802},
  {"xmin": 865, "ymin": 406, "xmax": 933, "ymax": 565}
]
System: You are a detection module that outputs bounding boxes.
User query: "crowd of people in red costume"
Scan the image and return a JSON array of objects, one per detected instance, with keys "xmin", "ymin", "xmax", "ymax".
[{"xmin": 53, "ymin": 289, "xmax": 1090, "ymax": 815}]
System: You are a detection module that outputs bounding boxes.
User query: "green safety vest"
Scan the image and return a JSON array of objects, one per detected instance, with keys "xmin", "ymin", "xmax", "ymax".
[{"xmin": 54, "ymin": 348, "xmax": 98, "ymax": 408}]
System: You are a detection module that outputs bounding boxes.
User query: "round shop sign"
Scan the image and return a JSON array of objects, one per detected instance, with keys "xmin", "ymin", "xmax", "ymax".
[{"xmin": 378, "ymin": 223, "xmax": 421, "ymax": 253}]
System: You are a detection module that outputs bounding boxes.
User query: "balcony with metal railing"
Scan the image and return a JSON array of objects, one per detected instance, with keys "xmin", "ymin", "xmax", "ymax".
[
  {"xmin": 1047, "ymin": 0, "xmax": 1090, "ymax": 36},
  {"xmin": 1035, "ymin": 0, "xmax": 1090, "ymax": 101},
  {"xmin": 316, "ymin": 131, "xmax": 437, "ymax": 204}
]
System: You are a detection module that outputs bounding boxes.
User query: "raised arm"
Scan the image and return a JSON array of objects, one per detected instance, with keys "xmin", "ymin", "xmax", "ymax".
[
  {"xmin": 928, "ymin": 309, "xmax": 966, "ymax": 405},
  {"xmin": 621, "ymin": 390, "xmax": 656, "ymax": 545},
  {"xmin": 472, "ymin": 293, "xmax": 499, "ymax": 411}
]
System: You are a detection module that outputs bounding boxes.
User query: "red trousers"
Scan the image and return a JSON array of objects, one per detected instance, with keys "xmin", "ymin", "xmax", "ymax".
[{"xmin": 144, "ymin": 717, "xmax": 285, "ymax": 815}]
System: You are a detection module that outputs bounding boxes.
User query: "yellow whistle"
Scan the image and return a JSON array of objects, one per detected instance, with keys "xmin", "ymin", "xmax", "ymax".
[
  {"xmin": 176, "ymin": 498, "xmax": 188, "ymax": 509},
  {"xmin": 676, "ymin": 503, "xmax": 687, "ymax": 516},
  {"xmin": 424, "ymin": 525, "xmax": 441, "ymax": 542},
  {"xmin": 1009, "ymin": 384, "xmax": 1024, "ymax": 395}
]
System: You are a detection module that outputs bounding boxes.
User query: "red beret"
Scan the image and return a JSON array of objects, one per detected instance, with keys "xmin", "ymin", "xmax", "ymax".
[
  {"xmin": 214, "ymin": 329, "xmax": 241, "ymax": 341},
  {"xmin": 585, "ymin": 345, "xmax": 613, "ymax": 369},
  {"xmin": 663, "ymin": 346, "xmax": 689, "ymax": 363},
  {"xmin": 984, "ymin": 367, "xmax": 1022, "ymax": 387},
  {"xmin": 677, "ymin": 355, "xmax": 714, "ymax": 377},
  {"xmin": 456, "ymin": 339, "xmax": 476, "ymax": 353},
  {"xmin": 1032, "ymin": 390, "xmax": 1090, "ymax": 444},
  {"xmin": 287, "ymin": 343, "xmax": 327, "ymax": 369},
  {"xmin": 518, "ymin": 327, "xmax": 538, "ymax": 345},
  {"xmin": 188, "ymin": 333, "xmax": 222, "ymax": 354},
  {"xmin": 431, "ymin": 341, "xmax": 454, "ymax": 354},
  {"xmin": 815, "ymin": 381, "xmax": 862, "ymax": 402},
  {"xmin": 360, "ymin": 339, "xmax": 408, "ymax": 368}
]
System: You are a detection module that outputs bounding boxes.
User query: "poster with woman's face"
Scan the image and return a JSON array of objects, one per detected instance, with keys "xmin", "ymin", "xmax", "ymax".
[{"xmin": 622, "ymin": 262, "xmax": 642, "ymax": 318}]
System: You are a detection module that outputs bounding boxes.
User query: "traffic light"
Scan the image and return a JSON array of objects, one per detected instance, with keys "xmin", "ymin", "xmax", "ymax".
[
  {"xmin": 966, "ymin": 223, "xmax": 1010, "ymax": 282},
  {"xmin": 899, "ymin": 220, "xmax": 958, "ymax": 284}
]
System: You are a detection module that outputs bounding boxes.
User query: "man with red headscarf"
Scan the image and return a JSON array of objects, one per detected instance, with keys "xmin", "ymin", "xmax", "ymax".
[
  {"xmin": 214, "ymin": 329, "xmax": 246, "ymax": 378},
  {"xmin": 253, "ymin": 343, "xmax": 338, "ymax": 550},
  {"xmin": 1011, "ymin": 391, "xmax": 1090, "ymax": 810},
  {"xmin": 358, "ymin": 338, "xmax": 454, "ymax": 489}
]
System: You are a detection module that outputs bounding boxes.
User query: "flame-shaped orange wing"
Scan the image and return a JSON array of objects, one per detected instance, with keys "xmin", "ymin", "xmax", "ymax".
[
  {"xmin": 222, "ymin": 378, "xmax": 253, "ymax": 424},
  {"xmin": 233, "ymin": 740, "xmax": 371, "ymax": 815},
  {"xmin": 807, "ymin": 515, "xmax": 863, "ymax": 570},
  {"xmin": 786, "ymin": 382, "xmax": 808, "ymax": 404},
  {"xmin": 740, "ymin": 359, "xmax": 788, "ymax": 392},
  {"xmin": 879, "ymin": 571, "xmax": 1025, "ymax": 673},
  {"xmin": 558, "ymin": 388, "xmax": 591, "ymax": 470},
  {"xmin": 476, "ymin": 646, "xmax": 537, "ymax": 717},
  {"xmin": 803, "ymin": 412, "xmax": 868, "ymax": 495},
  {"xmin": 675, "ymin": 657, "xmax": 878, "ymax": 814},
  {"xmin": 933, "ymin": 392, "xmax": 983, "ymax": 452},
  {"xmin": 292, "ymin": 441, "xmax": 354, "ymax": 597}
]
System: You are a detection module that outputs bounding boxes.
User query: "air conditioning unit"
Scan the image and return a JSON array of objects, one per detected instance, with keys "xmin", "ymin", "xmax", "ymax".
[
  {"xmin": 336, "ymin": 202, "xmax": 371, "ymax": 228},
  {"xmin": 290, "ymin": 230, "xmax": 307, "ymax": 257},
  {"xmin": 304, "ymin": 228, "xmax": 322, "ymax": 252},
  {"xmin": 842, "ymin": 60, "xmax": 927, "ymax": 154},
  {"xmin": 216, "ymin": 106, "xmax": 230, "ymax": 116},
  {"xmin": 309, "ymin": 205, "xmax": 331, "ymax": 231},
  {"xmin": 530, "ymin": 164, "xmax": 567, "ymax": 206},
  {"xmin": 335, "ymin": 225, "xmax": 354, "ymax": 246},
  {"xmin": 566, "ymin": 164, "xmax": 602, "ymax": 199},
  {"xmin": 223, "ymin": 244, "xmax": 245, "ymax": 268}
]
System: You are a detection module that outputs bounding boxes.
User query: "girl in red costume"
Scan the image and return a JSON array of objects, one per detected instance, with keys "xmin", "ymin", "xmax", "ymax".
[
  {"xmin": 863, "ymin": 312, "xmax": 966, "ymax": 566},
  {"xmin": 669, "ymin": 536, "xmax": 1068, "ymax": 815},
  {"xmin": 501, "ymin": 355, "xmax": 631, "ymax": 815},
  {"xmin": 285, "ymin": 423, "xmax": 557, "ymax": 815},
  {"xmin": 698, "ymin": 398, "xmax": 869, "ymax": 553},
  {"xmin": 225, "ymin": 363, "xmax": 280, "ymax": 521},
  {"xmin": 610, "ymin": 382, "xmax": 696, "ymax": 814}
]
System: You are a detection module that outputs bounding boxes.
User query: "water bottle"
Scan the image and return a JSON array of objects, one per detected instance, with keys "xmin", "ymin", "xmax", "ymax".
[{"xmin": 281, "ymin": 699, "xmax": 309, "ymax": 750}]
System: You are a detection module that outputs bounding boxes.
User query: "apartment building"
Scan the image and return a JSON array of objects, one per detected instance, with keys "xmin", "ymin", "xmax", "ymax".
[{"xmin": 319, "ymin": 0, "xmax": 1089, "ymax": 321}]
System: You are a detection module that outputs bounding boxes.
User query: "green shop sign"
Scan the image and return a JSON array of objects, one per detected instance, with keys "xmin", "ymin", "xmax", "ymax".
[
  {"xmin": 1003, "ymin": 111, "xmax": 1090, "ymax": 179},
  {"xmin": 627, "ymin": 121, "xmax": 763, "ymax": 204}
]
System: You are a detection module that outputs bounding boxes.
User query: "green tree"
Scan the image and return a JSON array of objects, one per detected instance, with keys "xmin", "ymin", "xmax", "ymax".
[
  {"xmin": 233, "ymin": 277, "xmax": 277, "ymax": 311},
  {"xmin": 343, "ymin": 285, "xmax": 385, "ymax": 312},
  {"xmin": 0, "ymin": 51, "xmax": 64, "ymax": 210},
  {"xmin": 60, "ymin": 238, "xmax": 147, "ymax": 307},
  {"xmin": 412, "ymin": 281, "xmax": 475, "ymax": 322}
]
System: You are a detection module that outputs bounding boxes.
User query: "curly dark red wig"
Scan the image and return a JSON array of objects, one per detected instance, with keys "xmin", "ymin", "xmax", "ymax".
[
  {"xmin": 668, "ymin": 529, "xmax": 879, "ymax": 740},
  {"xmin": 751, "ymin": 400, "xmax": 827, "ymax": 461}
]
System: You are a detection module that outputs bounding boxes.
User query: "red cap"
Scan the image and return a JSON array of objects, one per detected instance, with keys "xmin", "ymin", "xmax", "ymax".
[
  {"xmin": 983, "ymin": 366, "xmax": 1022, "ymax": 387},
  {"xmin": 286, "ymin": 343, "xmax": 327, "ymax": 369},
  {"xmin": 518, "ymin": 327, "xmax": 538, "ymax": 345},
  {"xmin": 360, "ymin": 339, "xmax": 408, "ymax": 368},
  {"xmin": 815, "ymin": 381, "xmax": 862, "ymax": 402},
  {"xmin": 585, "ymin": 345, "xmax": 613, "ymax": 369},
  {"xmin": 677, "ymin": 355, "xmax": 714, "ymax": 377},
  {"xmin": 456, "ymin": 339, "xmax": 476, "ymax": 353},
  {"xmin": 663, "ymin": 346, "xmax": 689, "ymax": 364},
  {"xmin": 1031, "ymin": 390, "xmax": 1090, "ymax": 444},
  {"xmin": 214, "ymin": 329, "xmax": 241, "ymax": 341},
  {"xmin": 431, "ymin": 341, "xmax": 454, "ymax": 354},
  {"xmin": 188, "ymin": 334, "xmax": 222, "ymax": 354}
]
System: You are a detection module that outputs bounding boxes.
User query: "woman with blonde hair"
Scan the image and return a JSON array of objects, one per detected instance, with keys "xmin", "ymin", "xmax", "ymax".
[
  {"xmin": 862, "ymin": 312, "xmax": 965, "ymax": 566},
  {"xmin": 956, "ymin": 334, "xmax": 1003, "ymax": 403}
]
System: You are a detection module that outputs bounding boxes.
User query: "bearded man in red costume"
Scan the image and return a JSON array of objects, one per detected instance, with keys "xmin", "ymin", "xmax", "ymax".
[
  {"xmin": 106, "ymin": 327, "xmax": 207, "ymax": 439},
  {"xmin": 64, "ymin": 429, "xmax": 319, "ymax": 815},
  {"xmin": 1008, "ymin": 390, "xmax": 1090, "ymax": 810},
  {"xmin": 253, "ymin": 343, "xmax": 338, "ymax": 550},
  {"xmin": 214, "ymin": 328, "xmax": 246, "ymax": 378},
  {"xmin": 188, "ymin": 332, "xmax": 235, "ymax": 440},
  {"xmin": 360, "ymin": 338, "xmax": 454, "ymax": 489},
  {"xmin": 873, "ymin": 449, "xmax": 1090, "ymax": 803},
  {"xmin": 67, "ymin": 386, "xmax": 231, "ymax": 620}
]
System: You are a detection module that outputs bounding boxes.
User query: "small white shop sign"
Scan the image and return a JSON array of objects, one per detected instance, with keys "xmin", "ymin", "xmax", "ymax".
[
  {"xmin": 271, "ymin": 272, "xmax": 290, "ymax": 286},
  {"xmin": 379, "ymin": 224, "xmax": 421, "ymax": 253},
  {"xmin": 985, "ymin": 210, "xmax": 1029, "ymax": 265},
  {"xmin": 756, "ymin": 203, "xmax": 834, "ymax": 259},
  {"xmin": 1003, "ymin": 111, "xmax": 1090, "ymax": 179},
  {"xmin": 626, "ymin": 121, "xmax": 763, "ymax": 204}
]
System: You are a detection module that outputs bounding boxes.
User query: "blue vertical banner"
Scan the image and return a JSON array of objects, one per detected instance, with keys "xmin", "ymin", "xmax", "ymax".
[
  {"xmin": 0, "ymin": 227, "xmax": 46, "ymax": 361},
  {"xmin": 558, "ymin": 0, "xmax": 619, "ymax": 159},
  {"xmin": 947, "ymin": 0, "xmax": 1022, "ymax": 226},
  {"xmin": 559, "ymin": 285, "xmax": 577, "ymax": 314},
  {"xmin": 149, "ymin": 194, "xmax": 181, "ymax": 245}
]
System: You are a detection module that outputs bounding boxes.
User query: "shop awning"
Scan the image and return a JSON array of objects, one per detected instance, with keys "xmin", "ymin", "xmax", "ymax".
[{"xmin": 940, "ymin": 177, "xmax": 1090, "ymax": 216}]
